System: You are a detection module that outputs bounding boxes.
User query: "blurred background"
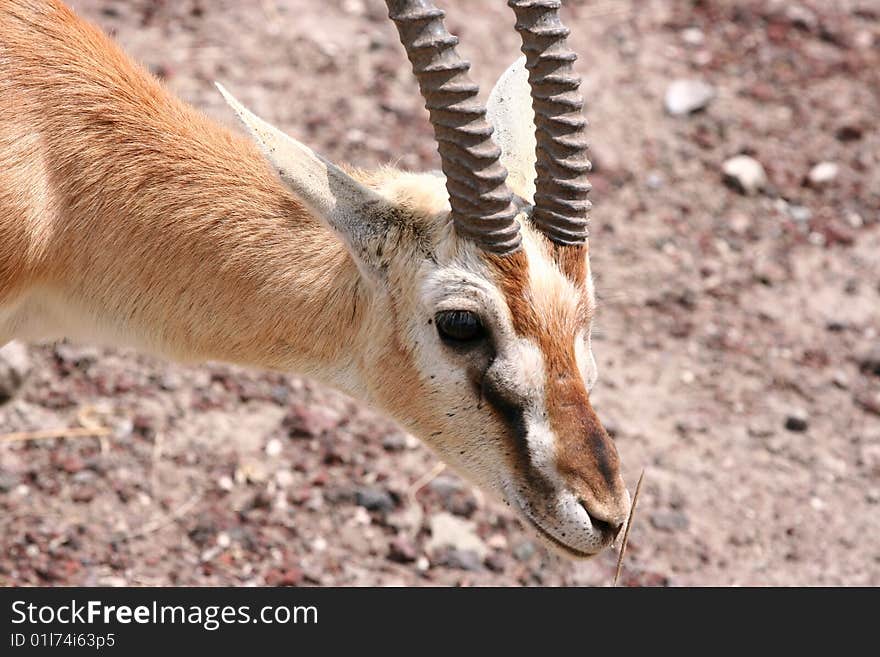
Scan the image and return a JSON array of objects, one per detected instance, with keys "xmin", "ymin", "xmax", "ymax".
[{"xmin": 0, "ymin": 0, "xmax": 878, "ymax": 586}]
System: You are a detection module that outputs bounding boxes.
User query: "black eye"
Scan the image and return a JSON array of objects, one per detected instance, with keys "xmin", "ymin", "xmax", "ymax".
[{"xmin": 435, "ymin": 310, "xmax": 486, "ymax": 344}]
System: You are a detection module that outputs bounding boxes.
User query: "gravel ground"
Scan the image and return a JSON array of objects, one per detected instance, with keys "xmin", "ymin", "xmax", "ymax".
[{"xmin": 1, "ymin": 0, "xmax": 878, "ymax": 586}]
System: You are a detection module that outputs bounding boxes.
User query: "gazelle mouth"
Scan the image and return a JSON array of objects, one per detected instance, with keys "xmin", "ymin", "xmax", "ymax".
[
  {"xmin": 520, "ymin": 512, "xmax": 602, "ymax": 559},
  {"xmin": 508, "ymin": 493, "xmax": 614, "ymax": 559}
]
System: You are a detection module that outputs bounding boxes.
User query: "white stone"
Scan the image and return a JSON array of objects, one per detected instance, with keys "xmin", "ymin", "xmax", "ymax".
[
  {"xmin": 808, "ymin": 161, "xmax": 839, "ymax": 186},
  {"xmin": 265, "ymin": 438, "xmax": 283, "ymax": 457},
  {"xmin": 664, "ymin": 79, "xmax": 715, "ymax": 115},
  {"xmin": 722, "ymin": 155, "xmax": 767, "ymax": 195},
  {"xmin": 789, "ymin": 205, "xmax": 812, "ymax": 222},
  {"xmin": 0, "ymin": 341, "xmax": 31, "ymax": 400},
  {"xmin": 486, "ymin": 533, "xmax": 509, "ymax": 550},
  {"xmin": 681, "ymin": 28, "xmax": 705, "ymax": 45},
  {"xmin": 427, "ymin": 512, "xmax": 488, "ymax": 560},
  {"xmin": 786, "ymin": 5, "xmax": 817, "ymax": 30}
]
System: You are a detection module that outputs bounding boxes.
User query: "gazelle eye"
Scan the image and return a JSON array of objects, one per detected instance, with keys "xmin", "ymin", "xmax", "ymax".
[{"xmin": 435, "ymin": 310, "xmax": 486, "ymax": 344}]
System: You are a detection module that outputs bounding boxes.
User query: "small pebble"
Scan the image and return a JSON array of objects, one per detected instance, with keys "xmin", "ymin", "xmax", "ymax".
[
  {"xmin": 388, "ymin": 536, "xmax": 418, "ymax": 563},
  {"xmin": 680, "ymin": 27, "xmax": 705, "ymax": 45},
  {"xmin": 650, "ymin": 510, "xmax": 690, "ymax": 532},
  {"xmin": 722, "ymin": 155, "xmax": 767, "ymax": 195},
  {"xmin": 436, "ymin": 548, "xmax": 483, "ymax": 572},
  {"xmin": 275, "ymin": 470, "xmax": 294, "ymax": 488},
  {"xmin": 860, "ymin": 444, "xmax": 880, "ymax": 475},
  {"xmin": 0, "ymin": 473, "xmax": 20, "ymax": 493},
  {"xmin": 784, "ymin": 410, "xmax": 809, "ymax": 432},
  {"xmin": 807, "ymin": 161, "xmax": 839, "ymax": 186},
  {"xmin": 486, "ymin": 534, "xmax": 508, "ymax": 551},
  {"xmin": 646, "ymin": 171, "xmax": 665, "ymax": 189},
  {"xmin": 789, "ymin": 205, "xmax": 812, "ymax": 222},
  {"xmin": 857, "ymin": 346, "xmax": 880, "ymax": 377},
  {"xmin": 664, "ymin": 79, "xmax": 715, "ymax": 115},
  {"xmin": 355, "ymin": 486, "xmax": 396, "ymax": 512},
  {"xmin": 485, "ymin": 553, "xmax": 507, "ymax": 573},
  {"xmin": 513, "ymin": 541, "xmax": 536, "ymax": 562},
  {"xmin": 381, "ymin": 433, "xmax": 407, "ymax": 451},
  {"xmin": 0, "ymin": 341, "xmax": 31, "ymax": 402}
]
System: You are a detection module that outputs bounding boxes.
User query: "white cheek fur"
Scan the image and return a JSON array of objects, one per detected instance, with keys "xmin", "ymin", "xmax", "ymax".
[{"xmin": 574, "ymin": 329, "xmax": 598, "ymax": 391}]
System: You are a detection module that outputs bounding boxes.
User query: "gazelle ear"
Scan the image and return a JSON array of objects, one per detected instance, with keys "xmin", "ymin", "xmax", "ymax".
[
  {"xmin": 215, "ymin": 83, "xmax": 391, "ymax": 277},
  {"xmin": 486, "ymin": 57, "xmax": 536, "ymax": 204}
]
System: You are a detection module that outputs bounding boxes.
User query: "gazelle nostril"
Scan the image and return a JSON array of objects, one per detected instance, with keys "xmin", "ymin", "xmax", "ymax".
[
  {"xmin": 590, "ymin": 516, "xmax": 614, "ymax": 535},
  {"xmin": 578, "ymin": 499, "xmax": 625, "ymax": 538}
]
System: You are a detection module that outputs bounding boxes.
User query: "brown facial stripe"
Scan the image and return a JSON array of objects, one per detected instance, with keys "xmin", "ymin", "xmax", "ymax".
[
  {"xmin": 486, "ymin": 250, "xmax": 623, "ymax": 509},
  {"xmin": 479, "ymin": 370, "xmax": 556, "ymax": 500}
]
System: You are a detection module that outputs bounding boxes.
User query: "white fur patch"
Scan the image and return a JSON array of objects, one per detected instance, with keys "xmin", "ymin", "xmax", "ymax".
[
  {"xmin": 575, "ymin": 329, "xmax": 598, "ymax": 391},
  {"xmin": 521, "ymin": 226, "xmax": 583, "ymax": 316}
]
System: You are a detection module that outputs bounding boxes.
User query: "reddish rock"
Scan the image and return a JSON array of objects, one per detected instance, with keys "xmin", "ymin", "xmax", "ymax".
[
  {"xmin": 264, "ymin": 567, "xmax": 304, "ymax": 587},
  {"xmin": 282, "ymin": 403, "xmax": 341, "ymax": 438},
  {"xmin": 387, "ymin": 536, "xmax": 418, "ymax": 564}
]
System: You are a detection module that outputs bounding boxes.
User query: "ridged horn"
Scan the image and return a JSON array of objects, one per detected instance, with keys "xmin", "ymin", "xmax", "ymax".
[
  {"xmin": 386, "ymin": 0, "xmax": 522, "ymax": 254},
  {"xmin": 508, "ymin": 0, "xmax": 592, "ymax": 245}
]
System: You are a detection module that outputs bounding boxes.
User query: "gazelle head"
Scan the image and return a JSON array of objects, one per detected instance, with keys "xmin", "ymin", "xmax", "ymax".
[{"xmin": 218, "ymin": 0, "xmax": 629, "ymax": 557}]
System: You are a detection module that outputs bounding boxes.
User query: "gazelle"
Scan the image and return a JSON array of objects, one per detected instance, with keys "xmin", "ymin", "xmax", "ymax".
[{"xmin": 0, "ymin": 0, "xmax": 630, "ymax": 558}]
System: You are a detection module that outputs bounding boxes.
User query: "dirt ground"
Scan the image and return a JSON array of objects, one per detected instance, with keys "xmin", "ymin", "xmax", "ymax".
[{"xmin": 1, "ymin": 0, "xmax": 878, "ymax": 586}]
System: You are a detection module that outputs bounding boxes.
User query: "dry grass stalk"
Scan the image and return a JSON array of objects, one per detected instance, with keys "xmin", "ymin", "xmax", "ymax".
[
  {"xmin": 406, "ymin": 461, "xmax": 446, "ymax": 501},
  {"xmin": 613, "ymin": 468, "xmax": 645, "ymax": 587},
  {"xmin": 122, "ymin": 492, "xmax": 203, "ymax": 541},
  {"xmin": 0, "ymin": 426, "xmax": 111, "ymax": 443}
]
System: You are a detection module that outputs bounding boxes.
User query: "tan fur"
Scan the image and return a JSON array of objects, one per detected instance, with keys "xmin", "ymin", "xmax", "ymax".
[
  {"xmin": 0, "ymin": 0, "xmax": 629, "ymax": 558},
  {"xmin": 0, "ymin": 0, "xmax": 364, "ymax": 378}
]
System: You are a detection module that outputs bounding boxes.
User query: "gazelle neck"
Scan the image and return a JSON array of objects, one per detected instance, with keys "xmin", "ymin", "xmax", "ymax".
[
  {"xmin": 1, "ymin": 11, "xmax": 369, "ymax": 393},
  {"xmin": 45, "ymin": 131, "xmax": 367, "ymax": 389},
  {"xmin": 48, "ymin": 122, "xmax": 368, "ymax": 390}
]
